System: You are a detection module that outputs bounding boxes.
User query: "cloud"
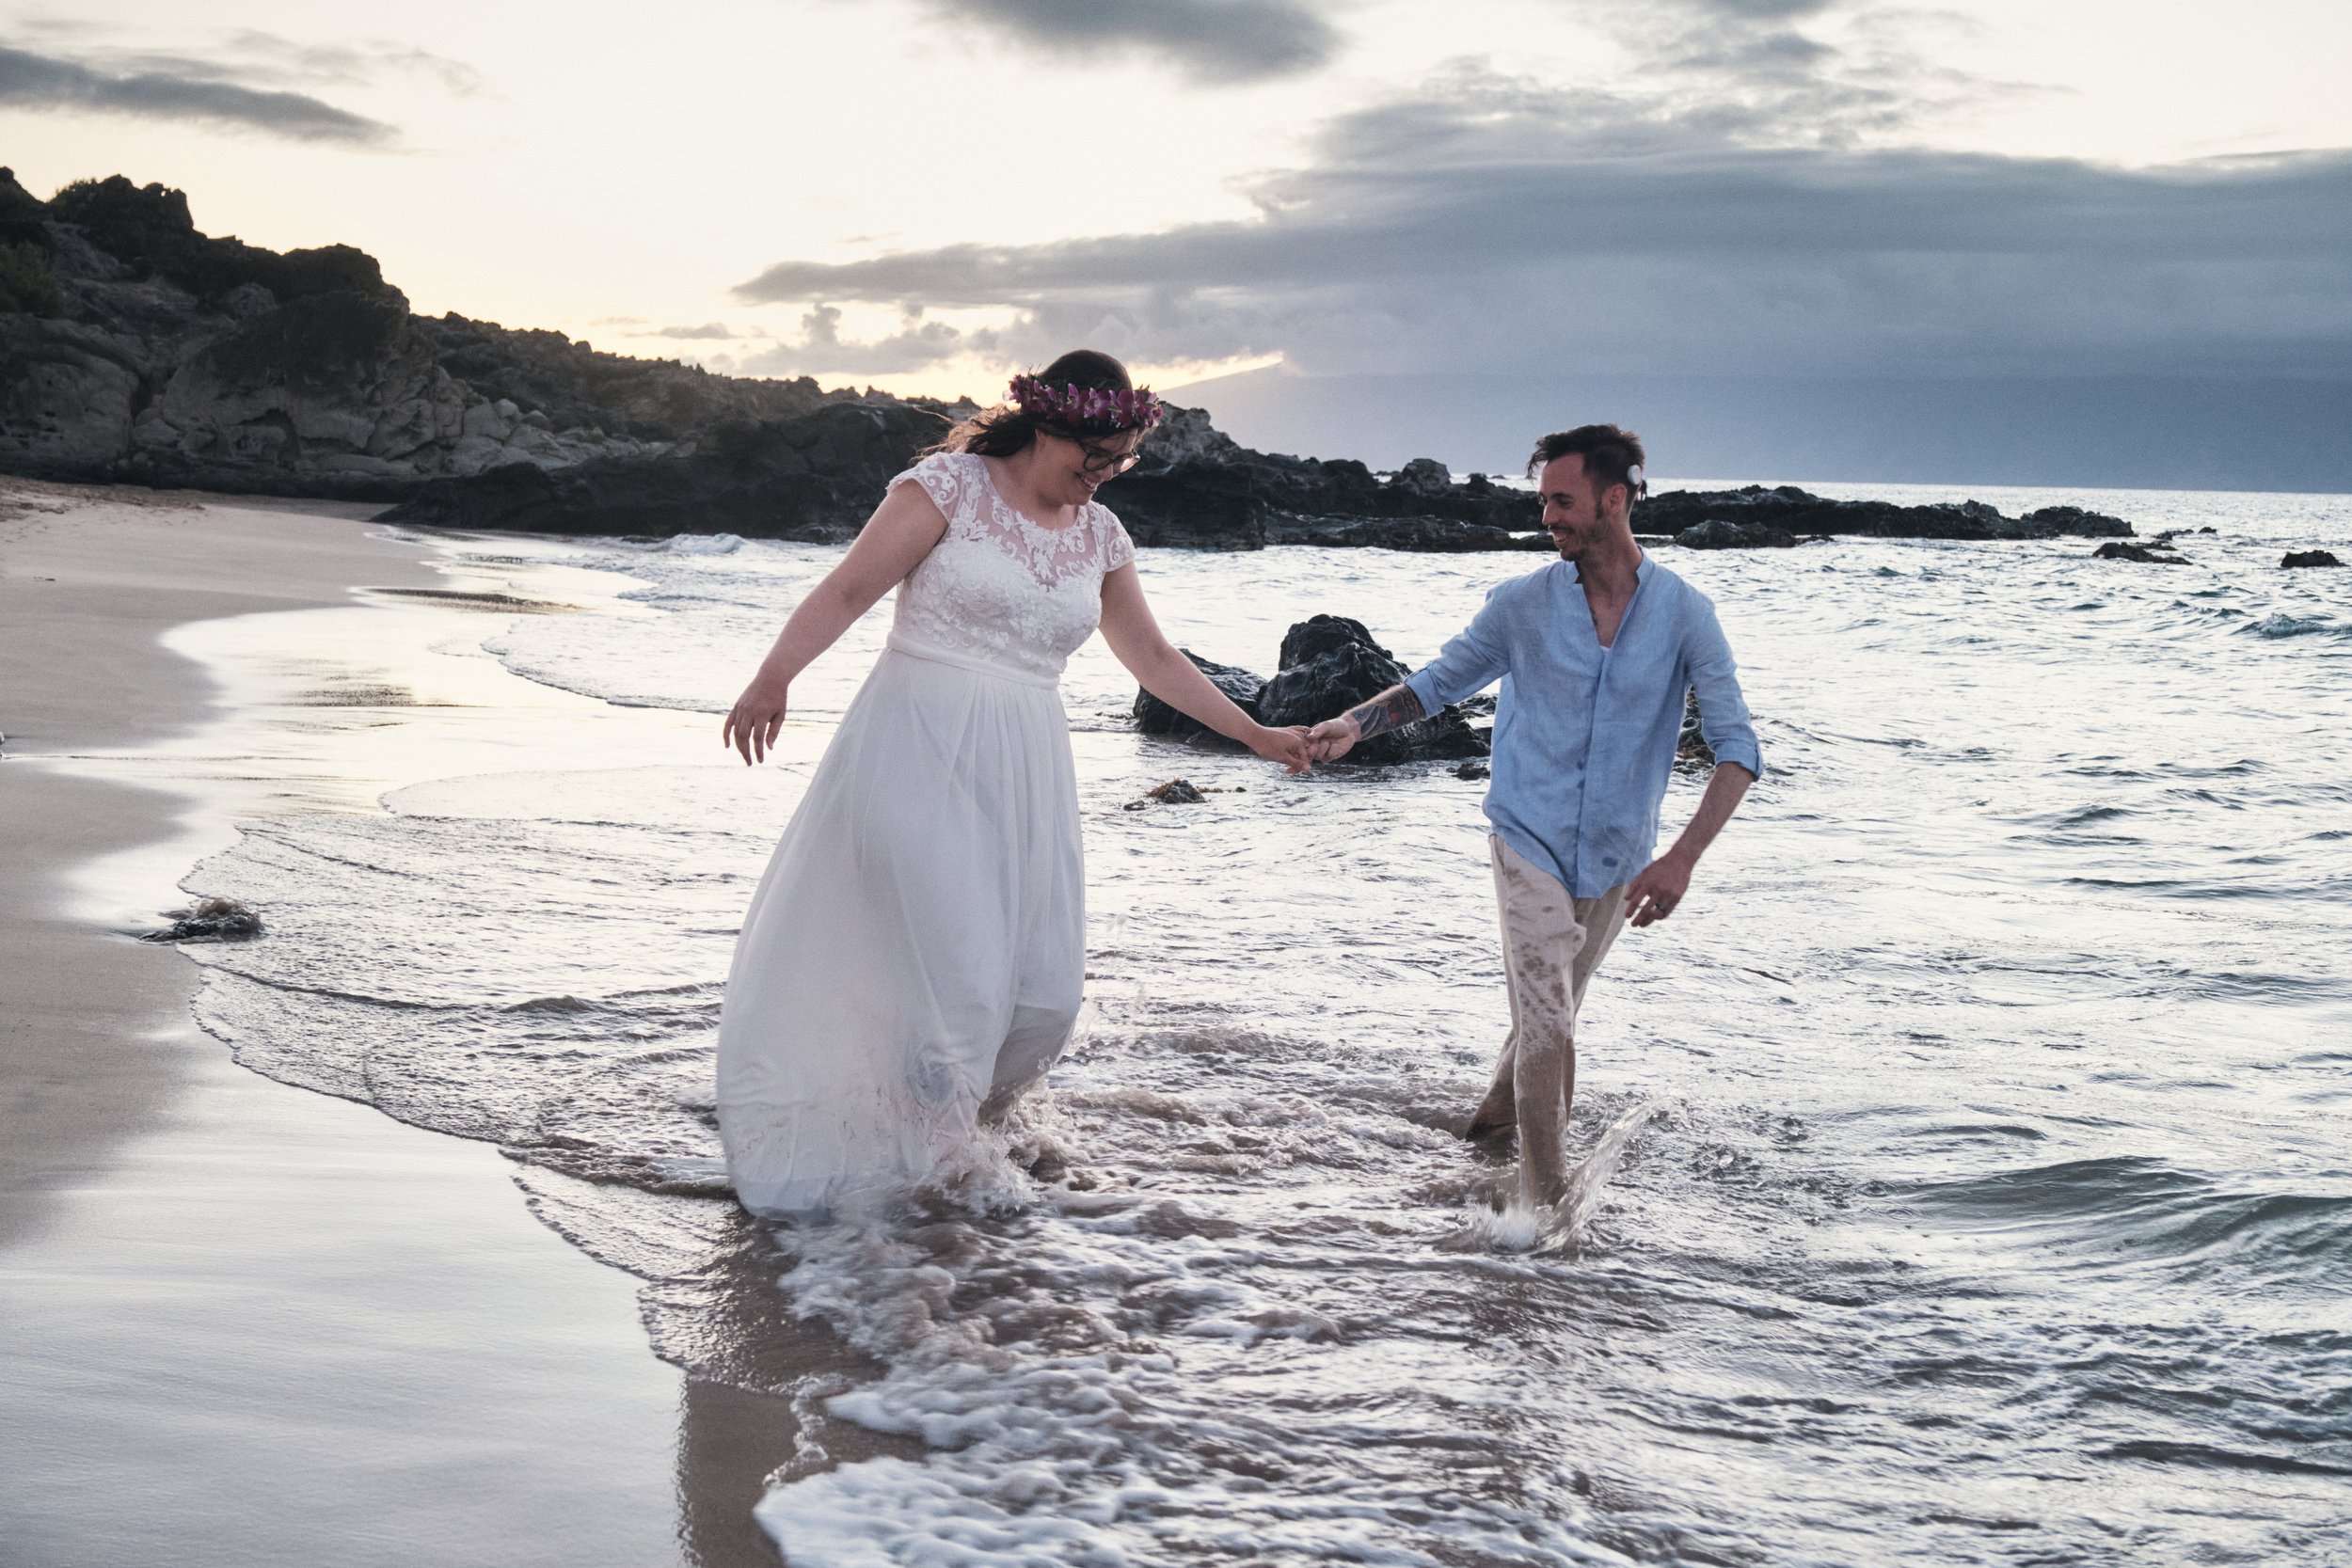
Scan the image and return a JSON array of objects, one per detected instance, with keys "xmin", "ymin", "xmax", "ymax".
[
  {"xmin": 729, "ymin": 304, "xmax": 985, "ymax": 376},
  {"xmin": 916, "ymin": 0, "xmax": 1340, "ymax": 84},
  {"xmin": 644, "ymin": 322, "xmax": 741, "ymax": 341},
  {"xmin": 1677, "ymin": 0, "xmax": 1836, "ymax": 17},
  {"xmin": 0, "ymin": 41, "xmax": 395, "ymax": 144},
  {"xmin": 211, "ymin": 32, "xmax": 487, "ymax": 96},
  {"xmin": 730, "ymin": 65, "xmax": 2352, "ymax": 385}
]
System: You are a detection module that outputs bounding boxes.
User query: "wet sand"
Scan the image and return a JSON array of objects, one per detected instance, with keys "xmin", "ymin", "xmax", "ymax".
[{"xmin": 0, "ymin": 484, "xmax": 782, "ymax": 1566}]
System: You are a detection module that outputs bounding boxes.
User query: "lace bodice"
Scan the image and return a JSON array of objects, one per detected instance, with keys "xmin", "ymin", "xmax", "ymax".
[{"xmin": 885, "ymin": 452, "xmax": 1136, "ymax": 683}]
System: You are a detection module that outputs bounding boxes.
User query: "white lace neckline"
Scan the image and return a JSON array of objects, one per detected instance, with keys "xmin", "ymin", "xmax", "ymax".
[{"xmin": 975, "ymin": 456, "xmax": 1094, "ymax": 540}]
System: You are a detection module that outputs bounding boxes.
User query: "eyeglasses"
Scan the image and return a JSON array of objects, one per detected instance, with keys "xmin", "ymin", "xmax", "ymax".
[{"xmin": 1076, "ymin": 441, "xmax": 1144, "ymax": 477}]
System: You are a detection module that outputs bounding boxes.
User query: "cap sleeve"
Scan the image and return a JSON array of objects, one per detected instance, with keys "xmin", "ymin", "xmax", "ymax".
[
  {"xmin": 885, "ymin": 451, "xmax": 975, "ymax": 532},
  {"xmin": 1096, "ymin": 507, "xmax": 1136, "ymax": 573}
]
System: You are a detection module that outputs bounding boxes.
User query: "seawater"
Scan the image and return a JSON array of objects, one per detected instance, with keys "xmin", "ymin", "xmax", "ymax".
[{"xmin": 178, "ymin": 480, "xmax": 2352, "ymax": 1565}]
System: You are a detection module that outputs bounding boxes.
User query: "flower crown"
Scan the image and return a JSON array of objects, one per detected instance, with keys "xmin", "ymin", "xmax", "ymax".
[{"xmin": 1009, "ymin": 373, "xmax": 1165, "ymax": 433}]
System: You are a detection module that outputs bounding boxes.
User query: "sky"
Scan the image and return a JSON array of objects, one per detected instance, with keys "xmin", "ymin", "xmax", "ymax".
[{"xmin": 5, "ymin": 1, "xmax": 2349, "ymax": 483}]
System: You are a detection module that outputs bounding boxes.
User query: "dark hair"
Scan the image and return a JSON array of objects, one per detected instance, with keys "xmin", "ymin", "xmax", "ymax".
[
  {"xmin": 1527, "ymin": 423, "xmax": 1647, "ymax": 502},
  {"xmin": 934, "ymin": 349, "xmax": 1136, "ymax": 457}
]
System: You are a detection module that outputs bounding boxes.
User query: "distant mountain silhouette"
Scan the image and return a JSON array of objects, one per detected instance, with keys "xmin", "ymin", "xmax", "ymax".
[{"xmin": 1168, "ymin": 366, "xmax": 2352, "ymax": 494}]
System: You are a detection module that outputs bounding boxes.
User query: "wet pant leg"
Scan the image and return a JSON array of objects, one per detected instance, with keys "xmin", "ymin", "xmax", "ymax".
[{"xmin": 1472, "ymin": 836, "xmax": 1628, "ymax": 1206}]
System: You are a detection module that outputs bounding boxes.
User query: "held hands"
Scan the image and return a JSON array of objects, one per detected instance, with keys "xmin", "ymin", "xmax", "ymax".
[
  {"xmin": 1624, "ymin": 849, "xmax": 1693, "ymax": 927},
  {"xmin": 1250, "ymin": 723, "xmax": 1315, "ymax": 775},
  {"xmin": 1304, "ymin": 715, "xmax": 1360, "ymax": 763},
  {"xmin": 723, "ymin": 675, "xmax": 788, "ymax": 765}
]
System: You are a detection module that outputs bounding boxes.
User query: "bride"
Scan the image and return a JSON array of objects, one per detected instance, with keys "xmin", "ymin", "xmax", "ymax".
[{"xmin": 714, "ymin": 350, "xmax": 1310, "ymax": 1217}]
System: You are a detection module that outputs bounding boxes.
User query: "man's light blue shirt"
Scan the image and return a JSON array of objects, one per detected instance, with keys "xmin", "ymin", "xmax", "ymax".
[{"xmin": 1403, "ymin": 554, "xmax": 1761, "ymax": 899}]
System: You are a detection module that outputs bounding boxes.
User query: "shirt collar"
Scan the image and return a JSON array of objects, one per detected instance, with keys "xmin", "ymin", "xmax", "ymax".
[{"xmin": 1563, "ymin": 549, "xmax": 1653, "ymax": 585}]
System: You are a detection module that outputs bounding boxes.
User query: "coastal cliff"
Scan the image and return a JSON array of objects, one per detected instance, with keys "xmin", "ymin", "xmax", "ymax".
[
  {"xmin": 0, "ymin": 170, "xmax": 877, "ymax": 499},
  {"xmin": 0, "ymin": 171, "xmax": 2135, "ymax": 547}
]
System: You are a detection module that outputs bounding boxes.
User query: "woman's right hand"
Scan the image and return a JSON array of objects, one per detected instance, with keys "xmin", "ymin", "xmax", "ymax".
[
  {"xmin": 723, "ymin": 675, "xmax": 789, "ymax": 764},
  {"xmin": 1250, "ymin": 723, "xmax": 1314, "ymax": 775}
]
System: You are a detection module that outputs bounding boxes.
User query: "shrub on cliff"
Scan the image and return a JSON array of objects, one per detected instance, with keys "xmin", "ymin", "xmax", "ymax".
[
  {"xmin": 46, "ymin": 175, "xmax": 386, "ymax": 304},
  {"xmin": 0, "ymin": 242, "xmax": 60, "ymax": 315},
  {"xmin": 0, "ymin": 166, "xmax": 44, "ymax": 224}
]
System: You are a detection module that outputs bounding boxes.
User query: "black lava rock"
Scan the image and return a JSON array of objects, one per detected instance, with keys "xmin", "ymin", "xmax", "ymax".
[
  {"xmin": 1676, "ymin": 518, "xmax": 1799, "ymax": 550},
  {"xmin": 1638, "ymin": 485, "xmax": 2135, "ymax": 542},
  {"xmin": 1677, "ymin": 690, "xmax": 1714, "ymax": 768},
  {"xmin": 1265, "ymin": 514, "xmax": 1551, "ymax": 551},
  {"xmin": 383, "ymin": 402, "xmax": 953, "ymax": 538},
  {"xmin": 144, "ymin": 895, "xmax": 262, "ymax": 942},
  {"xmin": 2094, "ymin": 541, "xmax": 2188, "ymax": 564},
  {"xmin": 1255, "ymin": 614, "xmax": 1488, "ymax": 765},
  {"xmin": 1133, "ymin": 651, "xmax": 1264, "ymax": 741},
  {"xmin": 1098, "ymin": 444, "xmax": 1543, "ymax": 553},
  {"xmin": 2282, "ymin": 549, "xmax": 2344, "ymax": 568}
]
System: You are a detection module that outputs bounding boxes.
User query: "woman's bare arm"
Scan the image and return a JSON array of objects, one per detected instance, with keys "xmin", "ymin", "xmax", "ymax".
[
  {"xmin": 722, "ymin": 483, "xmax": 949, "ymax": 763},
  {"xmin": 1096, "ymin": 563, "xmax": 1311, "ymax": 773}
]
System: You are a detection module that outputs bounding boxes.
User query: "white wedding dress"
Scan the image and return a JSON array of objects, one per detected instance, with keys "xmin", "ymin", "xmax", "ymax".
[{"xmin": 715, "ymin": 451, "xmax": 1136, "ymax": 1217}]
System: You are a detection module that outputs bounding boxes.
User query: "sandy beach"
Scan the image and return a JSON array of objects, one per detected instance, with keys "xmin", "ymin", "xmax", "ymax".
[{"xmin": 0, "ymin": 483, "xmax": 782, "ymax": 1567}]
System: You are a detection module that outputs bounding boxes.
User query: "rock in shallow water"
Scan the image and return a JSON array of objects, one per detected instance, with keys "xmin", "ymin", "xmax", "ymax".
[
  {"xmin": 2281, "ymin": 549, "xmax": 2344, "ymax": 568},
  {"xmin": 1131, "ymin": 614, "xmax": 1487, "ymax": 766},
  {"xmin": 1676, "ymin": 518, "xmax": 1801, "ymax": 550},
  {"xmin": 1132, "ymin": 652, "xmax": 1264, "ymax": 741},
  {"xmin": 1638, "ymin": 485, "xmax": 2136, "ymax": 542},
  {"xmin": 1100, "ymin": 442, "xmax": 1546, "ymax": 553},
  {"xmin": 144, "ymin": 895, "xmax": 262, "ymax": 942},
  {"xmin": 1677, "ymin": 689, "xmax": 1715, "ymax": 768},
  {"xmin": 2094, "ymin": 541, "xmax": 2189, "ymax": 564}
]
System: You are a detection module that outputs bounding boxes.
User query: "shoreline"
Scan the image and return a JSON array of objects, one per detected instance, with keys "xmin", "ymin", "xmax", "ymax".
[
  {"xmin": 0, "ymin": 481, "xmax": 411, "ymax": 1239},
  {"xmin": 0, "ymin": 482, "xmax": 786, "ymax": 1566}
]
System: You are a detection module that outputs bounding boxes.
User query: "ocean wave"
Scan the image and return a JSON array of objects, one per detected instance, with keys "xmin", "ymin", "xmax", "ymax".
[
  {"xmin": 2247, "ymin": 611, "xmax": 2345, "ymax": 640},
  {"xmin": 666, "ymin": 532, "xmax": 746, "ymax": 555},
  {"xmin": 1906, "ymin": 1155, "xmax": 2352, "ymax": 1287}
]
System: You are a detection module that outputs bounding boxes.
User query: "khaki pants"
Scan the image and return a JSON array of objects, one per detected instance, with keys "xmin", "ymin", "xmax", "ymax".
[{"xmin": 1471, "ymin": 836, "xmax": 1628, "ymax": 1207}]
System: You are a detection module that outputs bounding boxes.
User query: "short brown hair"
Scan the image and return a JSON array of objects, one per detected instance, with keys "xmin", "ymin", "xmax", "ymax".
[{"xmin": 1528, "ymin": 424, "xmax": 1647, "ymax": 500}]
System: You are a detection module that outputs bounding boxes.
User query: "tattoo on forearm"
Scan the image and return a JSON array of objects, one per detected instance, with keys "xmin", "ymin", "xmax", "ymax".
[{"xmin": 1346, "ymin": 685, "xmax": 1424, "ymax": 740}]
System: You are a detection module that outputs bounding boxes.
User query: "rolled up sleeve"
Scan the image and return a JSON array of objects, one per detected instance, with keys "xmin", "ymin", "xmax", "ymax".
[
  {"xmin": 1688, "ymin": 599, "xmax": 1762, "ymax": 779},
  {"xmin": 1405, "ymin": 591, "xmax": 1511, "ymax": 714}
]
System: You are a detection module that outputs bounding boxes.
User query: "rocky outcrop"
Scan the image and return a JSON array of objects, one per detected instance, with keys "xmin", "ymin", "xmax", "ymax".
[
  {"xmin": 2094, "ymin": 541, "xmax": 2187, "ymax": 564},
  {"xmin": 1131, "ymin": 617, "xmax": 1488, "ymax": 763},
  {"xmin": 0, "ymin": 170, "xmax": 848, "ymax": 499},
  {"xmin": 142, "ymin": 895, "xmax": 262, "ymax": 942},
  {"xmin": 1677, "ymin": 691, "xmax": 1714, "ymax": 768},
  {"xmin": 1676, "ymin": 518, "xmax": 1802, "ymax": 550},
  {"xmin": 1260, "ymin": 616, "xmax": 1488, "ymax": 763},
  {"xmin": 381, "ymin": 401, "xmax": 955, "ymax": 538},
  {"xmin": 2282, "ymin": 549, "xmax": 2343, "ymax": 568},
  {"xmin": 1104, "ymin": 444, "xmax": 1549, "ymax": 552},
  {"xmin": 1133, "ymin": 652, "xmax": 1266, "ymax": 740},
  {"xmin": 1635, "ymin": 485, "xmax": 2135, "ymax": 542}
]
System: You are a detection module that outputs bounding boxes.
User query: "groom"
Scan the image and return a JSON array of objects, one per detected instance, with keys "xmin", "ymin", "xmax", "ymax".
[{"xmin": 1306, "ymin": 425, "xmax": 1761, "ymax": 1208}]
